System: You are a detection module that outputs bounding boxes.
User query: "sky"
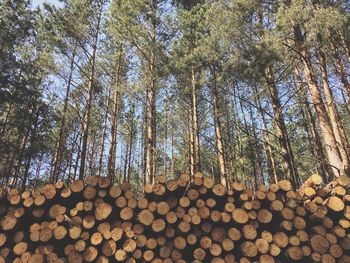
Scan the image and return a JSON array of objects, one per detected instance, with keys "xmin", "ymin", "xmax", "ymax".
[{"xmin": 32, "ymin": 0, "xmax": 60, "ymax": 8}]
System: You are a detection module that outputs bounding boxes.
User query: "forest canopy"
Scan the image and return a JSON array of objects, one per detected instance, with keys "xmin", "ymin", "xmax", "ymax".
[{"xmin": 1, "ymin": 0, "xmax": 350, "ymax": 191}]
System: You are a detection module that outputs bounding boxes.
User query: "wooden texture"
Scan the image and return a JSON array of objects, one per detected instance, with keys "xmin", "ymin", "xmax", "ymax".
[{"xmin": 0, "ymin": 174, "xmax": 350, "ymax": 262}]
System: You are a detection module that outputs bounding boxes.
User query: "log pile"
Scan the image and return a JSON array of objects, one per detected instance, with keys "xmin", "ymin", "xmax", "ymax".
[{"xmin": 1, "ymin": 172, "xmax": 350, "ymax": 262}]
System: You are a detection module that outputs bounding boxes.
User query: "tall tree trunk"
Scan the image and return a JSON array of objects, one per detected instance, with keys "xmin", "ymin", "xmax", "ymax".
[
  {"xmin": 74, "ymin": 122, "xmax": 84, "ymax": 180},
  {"xmin": 51, "ymin": 49, "xmax": 76, "ymax": 182},
  {"xmin": 189, "ymin": 100, "xmax": 195, "ymax": 177},
  {"xmin": 254, "ymin": 87, "xmax": 278, "ymax": 184},
  {"xmin": 249, "ymin": 104, "xmax": 263, "ymax": 187},
  {"xmin": 123, "ymin": 142, "xmax": 129, "ymax": 183},
  {"xmin": 293, "ymin": 70, "xmax": 328, "ymax": 181},
  {"xmin": 79, "ymin": 3, "xmax": 102, "ymax": 180},
  {"xmin": 294, "ymin": 26, "xmax": 345, "ymax": 177},
  {"xmin": 97, "ymin": 90, "xmax": 111, "ymax": 177},
  {"xmin": 266, "ymin": 67, "xmax": 298, "ymax": 187},
  {"xmin": 21, "ymin": 108, "xmax": 40, "ymax": 190},
  {"xmin": 163, "ymin": 113, "xmax": 167, "ymax": 177},
  {"xmin": 11, "ymin": 99, "xmax": 37, "ymax": 187},
  {"xmin": 170, "ymin": 116, "xmax": 175, "ymax": 179},
  {"xmin": 210, "ymin": 66, "xmax": 227, "ymax": 186},
  {"xmin": 107, "ymin": 52, "xmax": 123, "ymax": 179},
  {"xmin": 318, "ymin": 49, "xmax": 350, "ymax": 169},
  {"xmin": 239, "ymin": 98, "xmax": 257, "ymax": 189},
  {"xmin": 127, "ymin": 110, "xmax": 135, "ymax": 182},
  {"xmin": 35, "ymin": 155, "xmax": 42, "ymax": 181},
  {"xmin": 191, "ymin": 67, "xmax": 201, "ymax": 173},
  {"xmin": 144, "ymin": 0, "xmax": 157, "ymax": 184},
  {"xmin": 0, "ymin": 100, "xmax": 13, "ymax": 139}
]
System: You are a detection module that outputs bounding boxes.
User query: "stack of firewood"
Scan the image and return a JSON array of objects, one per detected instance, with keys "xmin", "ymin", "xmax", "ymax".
[{"xmin": 1, "ymin": 172, "xmax": 350, "ymax": 262}]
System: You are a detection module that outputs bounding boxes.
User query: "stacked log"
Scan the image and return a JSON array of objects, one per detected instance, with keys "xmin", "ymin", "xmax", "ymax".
[{"xmin": 1, "ymin": 173, "xmax": 350, "ymax": 262}]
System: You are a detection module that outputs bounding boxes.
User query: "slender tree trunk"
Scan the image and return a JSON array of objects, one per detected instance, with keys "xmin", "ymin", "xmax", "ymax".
[
  {"xmin": 51, "ymin": 49, "xmax": 76, "ymax": 182},
  {"xmin": 74, "ymin": 122, "xmax": 84, "ymax": 180},
  {"xmin": 107, "ymin": 52, "xmax": 123, "ymax": 178},
  {"xmin": 256, "ymin": 102, "xmax": 278, "ymax": 184},
  {"xmin": 191, "ymin": 67, "xmax": 201, "ymax": 173},
  {"xmin": 189, "ymin": 102, "xmax": 195, "ymax": 177},
  {"xmin": 123, "ymin": 142, "xmax": 129, "ymax": 183},
  {"xmin": 35, "ymin": 156, "xmax": 42, "ymax": 181},
  {"xmin": 163, "ymin": 113, "xmax": 167, "ymax": 177},
  {"xmin": 11, "ymin": 100, "xmax": 37, "ymax": 187},
  {"xmin": 266, "ymin": 67, "xmax": 298, "ymax": 187},
  {"xmin": 318, "ymin": 50, "xmax": 350, "ymax": 168},
  {"xmin": 21, "ymin": 108, "xmax": 40, "ymax": 190},
  {"xmin": 0, "ymin": 100, "xmax": 13, "ymax": 139},
  {"xmin": 97, "ymin": 90, "xmax": 111, "ymax": 177},
  {"xmin": 127, "ymin": 110, "xmax": 135, "ymax": 182},
  {"xmin": 294, "ymin": 67, "xmax": 331, "ymax": 180},
  {"xmin": 79, "ymin": 3, "xmax": 102, "ymax": 180},
  {"xmin": 249, "ymin": 104, "xmax": 263, "ymax": 187},
  {"xmin": 66, "ymin": 135, "xmax": 77, "ymax": 182},
  {"xmin": 239, "ymin": 99, "xmax": 257, "ymax": 189},
  {"xmin": 294, "ymin": 26, "xmax": 345, "ymax": 177},
  {"xmin": 210, "ymin": 66, "xmax": 227, "ymax": 186},
  {"xmin": 170, "ymin": 116, "xmax": 175, "ymax": 179},
  {"xmin": 253, "ymin": 86, "xmax": 278, "ymax": 183},
  {"xmin": 144, "ymin": 0, "xmax": 158, "ymax": 184},
  {"xmin": 224, "ymin": 105, "xmax": 237, "ymax": 182}
]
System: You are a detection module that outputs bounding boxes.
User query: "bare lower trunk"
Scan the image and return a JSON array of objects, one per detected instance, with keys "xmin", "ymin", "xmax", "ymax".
[
  {"xmin": 144, "ymin": 70, "xmax": 156, "ymax": 183},
  {"xmin": 318, "ymin": 50, "xmax": 350, "ymax": 169},
  {"xmin": 79, "ymin": 3, "xmax": 102, "ymax": 180},
  {"xmin": 254, "ymin": 87, "xmax": 278, "ymax": 183},
  {"xmin": 0, "ymin": 100, "xmax": 13, "ymax": 138},
  {"xmin": 21, "ymin": 108, "xmax": 40, "ymax": 190},
  {"xmin": 191, "ymin": 67, "xmax": 201, "ymax": 173},
  {"xmin": 97, "ymin": 90, "xmax": 111, "ymax": 177},
  {"xmin": 189, "ymin": 101, "xmax": 195, "ymax": 177},
  {"xmin": 51, "ymin": 49, "xmax": 76, "ymax": 182},
  {"xmin": 163, "ymin": 114, "xmax": 167, "ymax": 177},
  {"xmin": 294, "ymin": 69, "xmax": 330, "ymax": 181},
  {"xmin": 11, "ymin": 100, "xmax": 37, "ymax": 187},
  {"xmin": 127, "ymin": 115, "xmax": 134, "ymax": 182},
  {"xmin": 294, "ymin": 26, "xmax": 345, "ymax": 177},
  {"xmin": 170, "ymin": 117, "xmax": 175, "ymax": 179},
  {"xmin": 266, "ymin": 67, "xmax": 298, "ymax": 187},
  {"xmin": 107, "ymin": 52, "xmax": 123, "ymax": 179},
  {"xmin": 210, "ymin": 66, "xmax": 226, "ymax": 186},
  {"xmin": 144, "ymin": 0, "xmax": 157, "ymax": 183}
]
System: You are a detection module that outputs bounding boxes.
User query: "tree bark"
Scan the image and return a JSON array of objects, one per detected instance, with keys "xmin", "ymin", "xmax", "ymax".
[
  {"xmin": 163, "ymin": 113, "xmax": 167, "ymax": 177},
  {"xmin": 191, "ymin": 67, "xmax": 201, "ymax": 173},
  {"xmin": 254, "ymin": 87, "xmax": 278, "ymax": 184},
  {"xmin": 318, "ymin": 49, "xmax": 350, "ymax": 170},
  {"xmin": 107, "ymin": 51, "xmax": 123, "ymax": 179},
  {"xmin": 21, "ymin": 107, "xmax": 40, "ymax": 190},
  {"xmin": 210, "ymin": 66, "xmax": 227, "ymax": 186},
  {"xmin": 51, "ymin": 49, "xmax": 76, "ymax": 182},
  {"xmin": 170, "ymin": 116, "xmax": 175, "ymax": 179},
  {"xmin": 79, "ymin": 4, "xmax": 102, "ymax": 180},
  {"xmin": 294, "ymin": 68, "xmax": 330, "ymax": 181},
  {"xmin": 266, "ymin": 67, "xmax": 298, "ymax": 187},
  {"xmin": 189, "ymin": 101, "xmax": 195, "ymax": 177},
  {"xmin": 97, "ymin": 89, "xmax": 111, "ymax": 177},
  {"xmin": 293, "ymin": 25, "xmax": 345, "ymax": 177},
  {"xmin": 144, "ymin": 0, "xmax": 158, "ymax": 184}
]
